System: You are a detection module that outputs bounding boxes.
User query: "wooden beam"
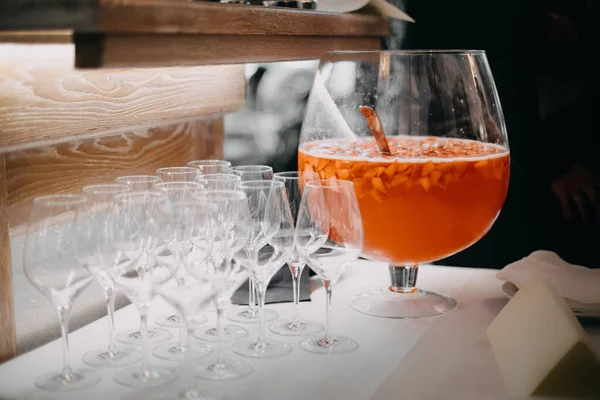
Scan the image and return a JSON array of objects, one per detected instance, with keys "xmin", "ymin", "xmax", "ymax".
[
  {"xmin": 76, "ymin": 33, "xmax": 382, "ymax": 68},
  {"xmin": 1, "ymin": 1, "xmax": 389, "ymax": 38},
  {"xmin": 98, "ymin": 0, "xmax": 390, "ymax": 37},
  {"xmin": 0, "ymin": 42, "xmax": 246, "ymax": 152},
  {"xmin": 0, "ymin": 155, "xmax": 17, "ymax": 363}
]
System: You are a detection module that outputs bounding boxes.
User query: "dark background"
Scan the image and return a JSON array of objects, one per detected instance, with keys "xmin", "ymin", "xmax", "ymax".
[{"xmin": 224, "ymin": 0, "xmax": 600, "ymax": 269}]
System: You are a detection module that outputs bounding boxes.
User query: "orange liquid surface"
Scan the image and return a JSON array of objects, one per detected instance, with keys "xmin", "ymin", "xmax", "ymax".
[{"xmin": 298, "ymin": 136, "xmax": 510, "ymax": 264}]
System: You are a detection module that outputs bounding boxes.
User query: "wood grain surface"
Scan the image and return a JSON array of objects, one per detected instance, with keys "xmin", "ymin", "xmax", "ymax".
[
  {"xmin": 0, "ymin": 42, "xmax": 245, "ymax": 152},
  {"xmin": 0, "ymin": 155, "xmax": 17, "ymax": 363},
  {"xmin": 99, "ymin": 0, "xmax": 390, "ymax": 37},
  {"xmin": 5, "ymin": 118, "xmax": 224, "ymax": 236},
  {"xmin": 1, "ymin": 0, "xmax": 389, "ymax": 37},
  {"xmin": 86, "ymin": 34, "xmax": 382, "ymax": 68}
]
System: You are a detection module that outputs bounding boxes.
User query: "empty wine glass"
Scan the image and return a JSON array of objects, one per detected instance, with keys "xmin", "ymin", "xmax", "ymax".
[
  {"xmin": 24, "ymin": 195, "xmax": 100, "ymax": 391},
  {"xmin": 196, "ymin": 173, "xmax": 241, "ymax": 191},
  {"xmin": 78, "ymin": 184, "xmax": 143, "ymax": 368},
  {"xmin": 193, "ymin": 190, "xmax": 254, "ymax": 380},
  {"xmin": 269, "ymin": 171, "xmax": 323, "ymax": 337},
  {"xmin": 115, "ymin": 175, "xmax": 162, "ymax": 191},
  {"xmin": 152, "ymin": 184, "xmax": 212, "ymax": 361},
  {"xmin": 226, "ymin": 165, "xmax": 278, "ymax": 324},
  {"xmin": 153, "ymin": 182, "xmax": 209, "ymax": 331},
  {"xmin": 231, "ymin": 165, "xmax": 274, "ymax": 181},
  {"xmin": 156, "ymin": 167, "xmax": 199, "ymax": 183},
  {"xmin": 188, "ymin": 159, "xmax": 232, "ymax": 175},
  {"xmin": 106, "ymin": 191, "xmax": 179, "ymax": 387},
  {"xmin": 114, "ymin": 175, "xmax": 171, "ymax": 345},
  {"xmin": 232, "ymin": 180, "xmax": 293, "ymax": 359},
  {"xmin": 295, "ymin": 180, "xmax": 364, "ymax": 354},
  {"xmin": 152, "ymin": 198, "xmax": 222, "ymax": 400}
]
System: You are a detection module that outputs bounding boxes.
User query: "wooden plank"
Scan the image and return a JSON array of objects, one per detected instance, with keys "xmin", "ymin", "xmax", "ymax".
[
  {"xmin": 0, "ymin": 42, "xmax": 246, "ymax": 152},
  {"xmin": 0, "ymin": 155, "xmax": 17, "ymax": 363},
  {"xmin": 0, "ymin": 30, "xmax": 73, "ymax": 44},
  {"xmin": 1, "ymin": 1, "xmax": 389, "ymax": 38},
  {"xmin": 78, "ymin": 33, "xmax": 382, "ymax": 68},
  {"xmin": 6, "ymin": 118, "xmax": 224, "ymax": 236},
  {"xmin": 98, "ymin": 0, "xmax": 390, "ymax": 37}
]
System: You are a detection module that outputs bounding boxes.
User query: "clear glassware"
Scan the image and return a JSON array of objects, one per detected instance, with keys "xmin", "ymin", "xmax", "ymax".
[
  {"xmin": 23, "ymin": 195, "xmax": 100, "ymax": 391},
  {"xmin": 226, "ymin": 165, "xmax": 278, "ymax": 324},
  {"xmin": 153, "ymin": 182, "xmax": 209, "ymax": 330},
  {"xmin": 156, "ymin": 167, "xmax": 199, "ymax": 183},
  {"xmin": 78, "ymin": 184, "xmax": 143, "ymax": 368},
  {"xmin": 115, "ymin": 175, "xmax": 162, "ymax": 191},
  {"xmin": 114, "ymin": 175, "xmax": 171, "ymax": 344},
  {"xmin": 106, "ymin": 191, "xmax": 179, "ymax": 387},
  {"xmin": 232, "ymin": 180, "xmax": 293, "ymax": 359},
  {"xmin": 295, "ymin": 180, "xmax": 364, "ymax": 354},
  {"xmin": 192, "ymin": 190, "xmax": 254, "ymax": 380},
  {"xmin": 196, "ymin": 173, "xmax": 242, "ymax": 191},
  {"xmin": 299, "ymin": 50, "xmax": 510, "ymax": 318},
  {"xmin": 152, "ymin": 198, "xmax": 221, "ymax": 400},
  {"xmin": 269, "ymin": 171, "xmax": 323, "ymax": 337},
  {"xmin": 152, "ymin": 183, "xmax": 211, "ymax": 362},
  {"xmin": 188, "ymin": 159, "xmax": 233, "ymax": 175}
]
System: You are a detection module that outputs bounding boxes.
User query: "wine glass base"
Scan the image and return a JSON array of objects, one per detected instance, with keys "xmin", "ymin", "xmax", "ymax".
[
  {"xmin": 194, "ymin": 324, "xmax": 248, "ymax": 342},
  {"xmin": 156, "ymin": 386, "xmax": 225, "ymax": 400},
  {"xmin": 225, "ymin": 307, "xmax": 279, "ymax": 324},
  {"xmin": 154, "ymin": 313, "xmax": 208, "ymax": 328},
  {"xmin": 300, "ymin": 335, "xmax": 359, "ymax": 355},
  {"xmin": 153, "ymin": 342, "xmax": 212, "ymax": 361},
  {"xmin": 114, "ymin": 365, "xmax": 177, "ymax": 388},
  {"xmin": 350, "ymin": 288, "xmax": 458, "ymax": 319},
  {"xmin": 116, "ymin": 327, "xmax": 172, "ymax": 345},
  {"xmin": 34, "ymin": 369, "xmax": 100, "ymax": 392},
  {"xmin": 82, "ymin": 346, "xmax": 143, "ymax": 367},
  {"xmin": 196, "ymin": 357, "xmax": 254, "ymax": 380},
  {"xmin": 269, "ymin": 319, "xmax": 324, "ymax": 337},
  {"xmin": 232, "ymin": 339, "xmax": 292, "ymax": 359}
]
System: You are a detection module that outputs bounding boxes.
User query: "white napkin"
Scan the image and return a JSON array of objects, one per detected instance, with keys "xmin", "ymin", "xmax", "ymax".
[{"xmin": 497, "ymin": 250, "xmax": 600, "ymax": 305}]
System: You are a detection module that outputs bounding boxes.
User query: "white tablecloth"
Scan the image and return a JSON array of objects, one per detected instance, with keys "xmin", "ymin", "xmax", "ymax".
[{"xmin": 1, "ymin": 261, "xmax": 599, "ymax": 400}]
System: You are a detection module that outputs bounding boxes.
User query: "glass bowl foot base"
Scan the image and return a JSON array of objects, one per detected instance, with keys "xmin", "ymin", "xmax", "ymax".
[{"xmin": 350, "ymin": 288, "xmax": 457, "ymax": 319}]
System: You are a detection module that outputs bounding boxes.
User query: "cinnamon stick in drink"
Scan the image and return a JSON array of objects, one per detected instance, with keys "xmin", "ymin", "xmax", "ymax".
[{"xmin": 359, "ymin": 106, "xmax": 391, "ymax": 155}]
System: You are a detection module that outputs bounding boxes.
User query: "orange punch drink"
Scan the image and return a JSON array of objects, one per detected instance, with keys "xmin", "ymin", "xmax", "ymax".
[{"xmin": 299, "ymin": 136, "xmax": 509, "ymax": 265}]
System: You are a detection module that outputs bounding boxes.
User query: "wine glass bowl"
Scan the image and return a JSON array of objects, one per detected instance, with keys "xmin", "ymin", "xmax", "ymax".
[
  {"xmin": 156, "ymin": 167, "xmax": 199, "ymax": 183},
  {"xmin": 115, "ymin": 175, "xmax": 162, "ymax": 191},
  {"xmin": 298, "ymin": 50, "xmax": 510, "ymax": 318},
  {"xmin": 188, "ymin": 159, "xmax": 233, "ymax": 175}
]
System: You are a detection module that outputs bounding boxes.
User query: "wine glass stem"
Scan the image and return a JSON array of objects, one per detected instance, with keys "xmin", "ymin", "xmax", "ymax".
[
  {"xmin": 57, "ymin": 306, "xmax": 72, "ymax": 377},
  {"xmin": 248, "ymin": 280, "xmax": 256, "ymax": 312},
  {"xmin": 105, "ymin": 289, "xmax": 117, "ymax": 353},
  {"xmin": 215, "ymin": 306, "xmax": 224, "ymax": 363},
  {"xmin": 179, "ymin": 319, "xmax": 188, "ymax": 347},
  {"xmin": 289, "ymin": 263, "xmax": 303, "ymax": 323},
  {"xmin": 256, "ymin": 280, "xmax": 267, "ymax": 343},
  {"xmin": 323, "ymin": 279, "xmax": 333, "ymax": 342},
  {"xmin": 137, "ymin": 305, "xmax": 150, "ymax": 369},
  {"xmin": 185, "ymin": 320, "xmax": 196, "ymax": 391},
  {"xmin": 389, "ymin": 264, "xmax": 419, "ymax": 293}
]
